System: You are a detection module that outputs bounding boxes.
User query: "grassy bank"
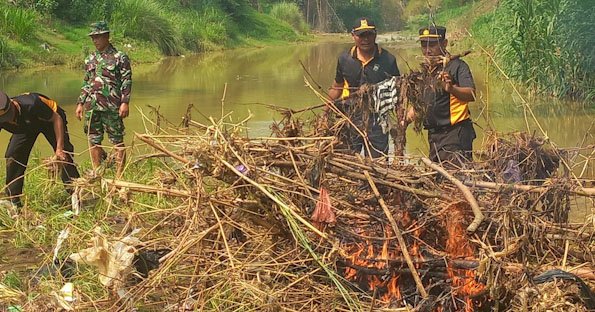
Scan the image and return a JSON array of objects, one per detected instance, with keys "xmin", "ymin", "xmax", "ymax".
[{"xmin": 0, "ymin": 0, "xmax": 307, "ymax": 69}]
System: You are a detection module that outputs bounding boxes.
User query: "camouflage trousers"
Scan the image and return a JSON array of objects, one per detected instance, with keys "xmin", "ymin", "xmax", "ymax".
[{"xmin": 84, "ymin": 109, "xmax": 125, "ymax": 145}]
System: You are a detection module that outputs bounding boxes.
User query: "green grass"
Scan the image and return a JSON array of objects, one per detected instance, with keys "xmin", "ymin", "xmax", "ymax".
[
  {"xmin": 112, "ymin": 0, "xmax": 181, "ymax": 56},
  {"xmin": 269, "ymin": 2, "xmax": 309, "ymax": 35},
  {"xmin": 490, "ymin": 0, "xmax": 594, "ymax": 100},
  {"xmin": 0, "ymin": 4, "xmax": 36, "ymax": 41},
  {"xmin": 0, "ymin": 0, "xmax": 309, "ymax": 70}
]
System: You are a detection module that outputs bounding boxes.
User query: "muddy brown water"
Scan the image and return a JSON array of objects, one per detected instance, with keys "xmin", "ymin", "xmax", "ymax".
[
  {"xmin": 0, "ymin": 37, "xmax": 593, "ymax": 266},
  {"xmin": 0, "ymin": 38, "xmax": 592, "ymax": 162}
]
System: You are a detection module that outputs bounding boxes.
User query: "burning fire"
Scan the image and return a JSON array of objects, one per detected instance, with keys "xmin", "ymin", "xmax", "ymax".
[
  {"xmin": 444, "ymin": 202, "xmax": 486, "ymax": 311},
  {"xmin": 343, "ymin": 213, "xmax": 421, "ymax": 304},
  {"xmin": 341, "ymin": 204, "xmax": 485, "ymax": 310}
]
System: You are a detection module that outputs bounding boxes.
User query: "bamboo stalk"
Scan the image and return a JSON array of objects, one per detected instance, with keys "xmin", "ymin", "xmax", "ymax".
[{"xmin": 364, "ymin": 170, "xmax": 428, "ymax": 299}]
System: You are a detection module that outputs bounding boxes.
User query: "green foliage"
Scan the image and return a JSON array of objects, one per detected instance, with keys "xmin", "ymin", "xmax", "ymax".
[
  {"xmin": 111, "ymin": 0, "xmax": 181, "ymax": 56},
  {"xmin": 0, "ymin": 4, "xmax": 36, "ymax": 41},
  {"xmin": 493, "ymin": 0, "xmax": 594, "ymax": 99},
  {"xmin": 176, "ymin": 8, "xmax": 230, "ymax": 52},
  {"xmin": 12, "ymin": 0, "xmax": 57, "ymax": 12},
  {"xmin": 49, "ymin": 0, "xmax": 116, "ymax": 24},
  {"xmin": 335, "ymin": 0, "xmax": 382, "ymax": 32},
  {"xmin": 232, "ymin": 8, "xmax": 300, "ymax": 41},
  {"xmin": 269, "ymin": 2, "xmax": 309, "ymax": 34},
  {"xmin": 2, "ymin": 271, "xmax": 22, "ymax": 290}
]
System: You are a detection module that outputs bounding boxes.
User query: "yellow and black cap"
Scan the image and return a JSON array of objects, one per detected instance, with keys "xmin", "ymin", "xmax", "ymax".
[
  {"xmin": 352, "ymin": 17, "xmax": 376, "ymax": 35},
  {"xmin": 0, "ymin": 91, "xmax": 15, "ymax": 123},
  {"xmin": 419, "ymin": 26, "xmax": 446, "ymax": 42}
]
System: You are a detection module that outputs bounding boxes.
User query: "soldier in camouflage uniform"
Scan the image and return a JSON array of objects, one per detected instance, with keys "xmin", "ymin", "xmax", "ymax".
[{"xmin": 75, "ymin": 21, "xmax": 132, "ymax": 174}]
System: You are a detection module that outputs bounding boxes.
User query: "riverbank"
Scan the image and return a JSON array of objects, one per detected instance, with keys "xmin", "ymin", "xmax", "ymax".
[{"xmin": 0, "ymin": 1, "xmax": 311, "ymax": 70}]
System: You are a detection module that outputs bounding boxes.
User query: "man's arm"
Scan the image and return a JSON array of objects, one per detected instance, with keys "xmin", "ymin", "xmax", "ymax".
[
  {"xmin": 119, "ymin": 53, "xmax": 132, "ymax": 118},
  {"xmin": 441, "ymin": 61, "xmax": 476, "ymax": 102},
  {"xmin": 49, "ymin": 111, "xmax": 66, "ymax": 160},
  {"xmin": 76, "ymin": 57, "xmax": 93, "ymax": 120},
  {"xmin": 440, "ymin": 72, "xmax": 476, "ymax": 102},
  {"xmin": 328, "ymin": 81, "xmax": 343, "ymax": 101}
]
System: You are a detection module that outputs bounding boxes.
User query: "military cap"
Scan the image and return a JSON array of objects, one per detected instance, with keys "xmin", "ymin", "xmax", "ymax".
[
  {"xmin": 419, "ymin": 26, "xmax": 446, "ymax": 42},
  {"xmin": 0, "ymin": 91, "xmax": 16, "ymax": 123},
  {"xmin": 88, "ymin": 21, "xmax": 110, "ymax": 36},
  {"xmin": 352, "ymin": 17, "xmax": 376, "ymax": 35}
]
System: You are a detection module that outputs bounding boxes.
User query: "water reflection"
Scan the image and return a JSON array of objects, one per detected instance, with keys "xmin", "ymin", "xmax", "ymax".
[{"xmin": 0, "ymin": 40, "xmax": 593, "ymax": 173}]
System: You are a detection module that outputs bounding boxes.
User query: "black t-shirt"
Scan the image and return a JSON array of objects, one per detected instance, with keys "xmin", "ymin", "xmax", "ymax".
[
  {"xmin": 335, "ymin": 45, "xmax": 400, "ymax": 98},
  {"xmin": 0, "ymin": 93, "xmax": 58, "ymax": 134},
  {"xmin": 423, "ymin": 58, "xmax": 475, "ymax": 129}
]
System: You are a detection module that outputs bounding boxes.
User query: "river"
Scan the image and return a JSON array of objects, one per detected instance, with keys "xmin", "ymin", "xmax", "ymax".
[{"xmin": 0, "ymin": 37, "xmax": 593, "ymax": 175}]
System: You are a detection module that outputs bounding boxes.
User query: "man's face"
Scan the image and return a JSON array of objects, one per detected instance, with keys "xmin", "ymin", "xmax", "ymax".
[
  {"xmin": 352, "ymin": 31, "xmax": 376, "ymax": 53},
  {"xmin": 420, "ymin": 40, "xmax": 447, "ymax": 57},
  {"xmin": 90, "ymin": 33, "xmax": 110, "ymax": 51}
]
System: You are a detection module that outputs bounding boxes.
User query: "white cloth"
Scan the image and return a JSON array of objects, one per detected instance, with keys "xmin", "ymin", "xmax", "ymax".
[{"xmin": 372, "ymin": 77, "xmax": 399, "ymax": 133}]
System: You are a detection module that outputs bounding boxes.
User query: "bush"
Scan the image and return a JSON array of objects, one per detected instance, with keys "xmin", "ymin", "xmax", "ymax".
[
  {"xmin": 0, "ymin": 5, "xmax": 36, "ymax": 41},
  {"xmin": 493, "ymin": 0, "xmax": 594, "ymax": 99},
  {"xmin": 269, "ymin": 2, "xmax": 308, "ymax": 34},
  {"xmin": 0, "ymin": 36, "xmax": 20, "ymax": 68},
  {"xmin": 111, "ymin": 0, "xmax": 181, "ymax": 56}
]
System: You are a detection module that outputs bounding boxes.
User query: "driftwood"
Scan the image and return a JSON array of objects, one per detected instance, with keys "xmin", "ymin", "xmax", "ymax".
[{"xmin": 421, "ymin": 157, "xmax": 484, "ymax": 232}]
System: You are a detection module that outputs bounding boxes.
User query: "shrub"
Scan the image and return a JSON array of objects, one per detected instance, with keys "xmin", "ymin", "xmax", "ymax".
[
  {"xmin": 269, "ymin": 2, "xmax": 309, "ymax": 34},
  {"xmin": 0, "ymin": 5, "xmax": 36, "ymax": 41},
  {"xmin": 111, "ymin": 0, "xmax": 181, "ymax": 56},
  {"xmin": 493, "ymin": 0, "xmax": 594, "ymax": 99}
]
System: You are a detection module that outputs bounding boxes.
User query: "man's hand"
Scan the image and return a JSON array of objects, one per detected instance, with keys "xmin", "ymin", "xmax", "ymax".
[
  {"xmin": 55, "ymin": 149, "xmax": 67, "ymax": 161},
  {"xmin": 438, "ymin": 71, "xmax": 453, "ymax": 93},
  {"xmin": 75, "ymin": 104, "xmax": 84, "ymax": 121},
  {"xmin": 119, "ymin": 103, "xmax": 129, "ymax": 118},
  {"xmin": 401, "ymin": 107, "xmax": 416, "ymax": 127}
]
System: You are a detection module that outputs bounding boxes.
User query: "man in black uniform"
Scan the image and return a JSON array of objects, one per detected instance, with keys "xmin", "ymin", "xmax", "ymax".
[
  {"xmin": 327, "ymin": 17, "xmax": 400, "ymax": 158},
  {"xmin": 410, "ymin": 26, "xmax": 477, "ymax": 165},
  {"xmin": 0, "ymin": 91, "xmax": 80, "ymax": 207}
]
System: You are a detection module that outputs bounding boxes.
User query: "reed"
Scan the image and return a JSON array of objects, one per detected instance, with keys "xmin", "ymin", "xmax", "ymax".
[
  {"xmin": 493, "ymin": 0, "xmax": 594, "ymax": 100},
  {"xmin": 0, "ymin": 4, "xmax": 36, "ymax": 41},
  {"xmin": 111, "ymin": 0, "xmax": 181, "ymax": 56}
]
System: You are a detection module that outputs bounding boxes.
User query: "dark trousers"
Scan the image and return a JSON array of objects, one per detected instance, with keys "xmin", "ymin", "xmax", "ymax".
[
  {"xmin": 5, "ymin": 108, "xmax": 80, "ymax": 205},
  {"xmin": 337, "ymin": 99, "xmax": 388, "ymax": 158},
  {"xmin": 428, "ymin": 120, "xmax": 476, "ymax": 166},
  {"xmin": 341, "ymin": 120, "xmax": 389, "ymax": 158}
]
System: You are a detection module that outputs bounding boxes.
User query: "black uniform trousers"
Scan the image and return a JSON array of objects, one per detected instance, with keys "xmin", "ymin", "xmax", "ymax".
[
  {"xmin": 337, "ymin": 99, "xmax": 389, "ymax": 158},
  {"xmin": 427, "ymin": 119, "xmax": 476, "ymax": 166},
  {"xmin": 5, "ymin": 108, "xmax": 80, "ymax": 205}
]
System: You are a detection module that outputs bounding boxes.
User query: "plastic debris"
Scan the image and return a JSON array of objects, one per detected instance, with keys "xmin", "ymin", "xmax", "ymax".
[
  {"xmin": 60, "ymin": 282, "xmax": 74, "ymax": 302},
  {"xmin": 69, "ymin": 228, "xmax": 142, "ymax": 288}
]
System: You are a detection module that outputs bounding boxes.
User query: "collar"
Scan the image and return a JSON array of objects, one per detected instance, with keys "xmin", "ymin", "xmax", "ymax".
[
  {"xmin": 350, "ymin": 44, "xmax": 382, "ymax": 62},
  {"xmin": 97, "ymin": 44, "xmax": 116, "ymax": 54}
]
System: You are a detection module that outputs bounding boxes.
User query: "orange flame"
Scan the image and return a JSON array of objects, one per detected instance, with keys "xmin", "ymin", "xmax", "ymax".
[{"xmin": 445, "ymin": 202, "xmax": 486, "ymax": 311}]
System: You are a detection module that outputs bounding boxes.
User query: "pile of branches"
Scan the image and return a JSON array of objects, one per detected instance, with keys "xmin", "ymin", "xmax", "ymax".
[{"xmin": 41, "ymin": 106, "xmax": 592, "ymax": 312}]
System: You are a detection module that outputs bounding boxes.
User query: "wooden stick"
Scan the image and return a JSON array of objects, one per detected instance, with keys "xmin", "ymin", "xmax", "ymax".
[
  {"xmin": 136, "ymin": 133, "xmax": 191, "ymax": 165},
  {"xmin": 102, "ymin": 178, "xmax": 195, "ymax": 198},
  {"xmin": 364, "ymin": 170, "xmax": 428, "ymax": 298},
  {"xmin": 465, "ymin": 180, "xmax": 595, "ymax": 197},
  {"xmin": 421, "ymin": 157, "xmax": 484, "ymax": 232}
]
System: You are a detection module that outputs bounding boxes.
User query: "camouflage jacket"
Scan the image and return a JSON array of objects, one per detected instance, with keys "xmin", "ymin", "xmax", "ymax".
[{"xmin": 76, "ymin": 44, "xmax": 132, "ymax": 112}]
